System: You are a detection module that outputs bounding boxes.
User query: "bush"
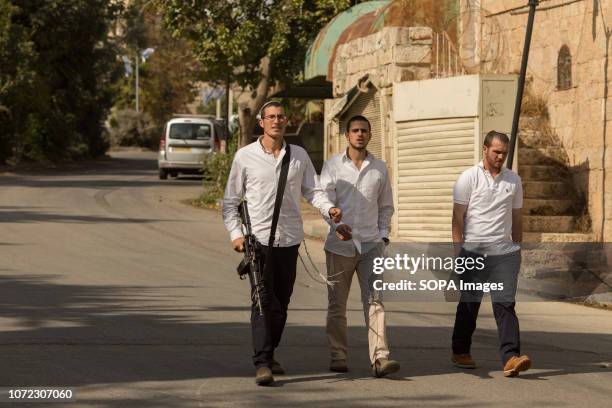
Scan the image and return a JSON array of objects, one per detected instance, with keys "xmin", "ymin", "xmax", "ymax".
[
  {"xmin": 195, "ymin": 134, "xmax": 238, "ymax": 207},
  {"xmin": 107, "ymin": 109, "xmax": 160, "ymax": 149}
]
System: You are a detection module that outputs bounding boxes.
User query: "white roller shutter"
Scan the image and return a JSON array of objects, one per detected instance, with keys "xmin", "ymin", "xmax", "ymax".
[
  {"xmin": 338, "ymin": 87, "xmax": 384, "ymax": 160},
  {"xmin": 396, "ymin": 117, "xmax": 476, "ymax": 241}
]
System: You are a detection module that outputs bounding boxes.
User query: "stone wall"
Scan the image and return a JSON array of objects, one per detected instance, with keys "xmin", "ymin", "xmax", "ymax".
[
  {"xmin": 326, "ymin": 26, "xmax": 433, "ymax": 238},
  {"xmin": 332, "ymin": 27, "xmax": 433, "ymax": 97},
  {"xmin": 469, "ymin": 0, "xmax": 612, "ymax": 240}
]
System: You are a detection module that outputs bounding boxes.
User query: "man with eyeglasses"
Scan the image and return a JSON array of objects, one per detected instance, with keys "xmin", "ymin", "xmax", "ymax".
[
  {"xmin": 222, "ymin": 101, "xmax": 342, "ymax": 385},
  {"xmin": 319, "ymin": 115, "xmax": 400, "ymax": 378}
]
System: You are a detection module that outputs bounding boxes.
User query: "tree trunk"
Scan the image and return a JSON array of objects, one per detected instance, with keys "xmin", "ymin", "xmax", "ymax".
[{"xmin": 237, "ymin": 57, "xmax": 272, "ymax": 147}]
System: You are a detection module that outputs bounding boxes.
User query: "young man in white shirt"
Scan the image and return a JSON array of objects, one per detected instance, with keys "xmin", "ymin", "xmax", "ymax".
[
  {"xmin": 451, "ymin": 130, "xmax": 531, "ymax": 377},
  {"xmin": 319, "ymin": 115, "xmax": 400, "ymax": 377},
  {"xmin": 222, "ymin": 101, "xmax": 342, "ymax": 385}
]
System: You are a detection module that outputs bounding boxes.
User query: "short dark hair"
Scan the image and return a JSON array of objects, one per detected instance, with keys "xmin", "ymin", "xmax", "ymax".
[
  {"xmin": 260, "ymin": 101, "xmax": 283, "ymax": 117},
  {"xmin": 483, "ymin": 130, "xmax": 510, "ymax": 147},
  {"xmin": 346, "ymin": 115, "xmax": 371, "ymax": 132}
]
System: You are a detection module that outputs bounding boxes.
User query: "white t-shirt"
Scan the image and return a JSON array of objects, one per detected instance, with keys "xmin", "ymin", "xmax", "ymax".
[{"xmin": 453, "ymin": 162, "xmax": 522, "ymax": 255}]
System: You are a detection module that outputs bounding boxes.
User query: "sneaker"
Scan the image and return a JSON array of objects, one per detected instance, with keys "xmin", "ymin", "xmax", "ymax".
[
  {"xmin": 503, "ymin": 355, "xmax": 531, "ymax": 377},
  {"xmin": 329, "ymin": 359, "xmax": 348, "ymax": 373},
  {"xmin": 452, "ymin": 353, "xmax": 476, "ymax": 369},
  {"xmin": 270, "ymin": 359, "xmax": 285, "ymax": 375},
  {"xmin": 255, "ymin": 367, "xmax": 274, "ymax": 385},
  {"xmin": 371, "ymin": 358, "xmax": 400, "ymax": 378}
]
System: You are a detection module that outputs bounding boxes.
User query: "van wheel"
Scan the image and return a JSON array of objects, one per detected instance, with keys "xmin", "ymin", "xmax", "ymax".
[{"xmin": 159, "ymin": 169, "xmax": 168, "ymax": 180}]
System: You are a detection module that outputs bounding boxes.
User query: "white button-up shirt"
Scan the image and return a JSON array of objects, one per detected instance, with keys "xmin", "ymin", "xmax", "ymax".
[
  {"xmin": 319, "ymin": 149, "xmax": 394, "ymax": 257},
  {"xmin": 222, "ymin": 138, "xmax": 334, "ymax": 247},
  {"xmin": 453, "ymin": 161, "xmax": 523, "ymax": 254}
]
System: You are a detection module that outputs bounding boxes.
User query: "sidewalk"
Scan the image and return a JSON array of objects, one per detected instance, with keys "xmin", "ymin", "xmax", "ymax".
[
  {"xmin": 299, "ymin": 200, "xmax": 611, "ymax": 308},
  {"xmin": 301, "ymin": 200, "xmax": 330, "ymax": 240}
]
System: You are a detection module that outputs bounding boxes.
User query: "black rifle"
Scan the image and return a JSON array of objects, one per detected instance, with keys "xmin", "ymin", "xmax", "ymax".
[{"xmin": 236, "ymin": 200, "xmax": 265, "ymax": 316}]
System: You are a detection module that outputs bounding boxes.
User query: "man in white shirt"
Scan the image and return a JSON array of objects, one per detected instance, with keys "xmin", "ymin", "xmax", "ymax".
[
  {"xmin": 319, "ymin": 115, "xmax": 400, "ymax": 378},
  {"xmin": 451, "ymin": 130, "xmax": 531, "ymax": 377},
  {"xmin": 222, "ymin": 101, "xmax": 342, "ymax": 385}
]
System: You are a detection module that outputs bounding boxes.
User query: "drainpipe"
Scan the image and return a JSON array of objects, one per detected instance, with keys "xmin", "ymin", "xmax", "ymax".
[{"xmin": 507, "ymin": 0, "xmax": 539, "ymax": 170}]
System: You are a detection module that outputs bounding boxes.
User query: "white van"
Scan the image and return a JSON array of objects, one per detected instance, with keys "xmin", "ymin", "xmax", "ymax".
[{"xmin": 158, "ymin": 116, "xmax": 218, "ymax": 179}]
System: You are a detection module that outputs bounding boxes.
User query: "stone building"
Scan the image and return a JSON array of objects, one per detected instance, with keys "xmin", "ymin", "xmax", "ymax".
[
  {"xmin": 458, "ymin": 0, "xmax": 612, "ymax": 242},
  {"xmin": 300, "ymin": 0, "xmax": 612, "ymax": 243}
]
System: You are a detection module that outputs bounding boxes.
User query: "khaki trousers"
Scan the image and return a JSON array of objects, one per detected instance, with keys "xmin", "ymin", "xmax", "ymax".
[{"xmin": 325, "ymin": 244, "xmax": 390, "ymax": 364}]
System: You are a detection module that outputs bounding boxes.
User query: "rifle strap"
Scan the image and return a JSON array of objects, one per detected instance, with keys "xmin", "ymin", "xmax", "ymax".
[{"xmin": 267, "ymin": 143, "xmax": 291, "ymax": 250}]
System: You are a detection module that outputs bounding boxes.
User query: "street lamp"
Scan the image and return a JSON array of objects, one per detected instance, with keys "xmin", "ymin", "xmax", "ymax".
[{"xmin": 135, "ymin": 47, "xmax": 154, "ymax": 113}]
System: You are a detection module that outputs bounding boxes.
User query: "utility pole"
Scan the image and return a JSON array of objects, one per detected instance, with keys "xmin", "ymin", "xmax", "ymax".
[
  {"xmin": 507, "ymin": 0, "xmax": 538, "ymax": 169},
  {"xmin": 222, "ymin": 72, "xmax": 231, "ymax": 153},
  {"xmin": 135, "ymin": 54, "xmax": 140, "ymax": 114}
]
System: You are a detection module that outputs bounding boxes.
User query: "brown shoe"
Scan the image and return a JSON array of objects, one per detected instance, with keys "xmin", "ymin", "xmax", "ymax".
[
  {"xmin": 452, "ymin": 353, "xmax": 476, "ymax": 369},
  {"xmin": 255, "ymin": 367, "xmax": 274, "ymax": 385},
  {"xmin": 372, "ymin": 358, "xmax": 400, "ymax": 378},
  {"xmin": 329, "ymin": 359, "xmax": 348, "ymax": 373},
  {"xmin": 270, "ymin": 359, "xmax": 285, "ymax": 375},
  {"xmin": 503, "ymin": 355, "xmax": 531, "ymax": 377}
]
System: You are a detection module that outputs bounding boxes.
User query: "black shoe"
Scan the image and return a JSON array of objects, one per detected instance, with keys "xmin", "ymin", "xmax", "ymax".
[{"xmin": 255, "ymin": 367, "xmax": 274, "ymax": 385}]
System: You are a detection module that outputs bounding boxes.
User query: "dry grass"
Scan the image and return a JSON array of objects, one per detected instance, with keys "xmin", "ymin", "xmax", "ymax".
[{"xmin": 521, "ymin": 87, "xmax": 549, "ymax": 119}]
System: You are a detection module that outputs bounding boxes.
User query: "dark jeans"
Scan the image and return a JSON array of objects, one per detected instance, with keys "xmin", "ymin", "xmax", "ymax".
[
  {"xmin": 452, "ymin": 249, "xmax": 521, "ymax": 365},
  {"xmin": 251, "ymin": 244, "xmax": 299, "ymax": 368}
]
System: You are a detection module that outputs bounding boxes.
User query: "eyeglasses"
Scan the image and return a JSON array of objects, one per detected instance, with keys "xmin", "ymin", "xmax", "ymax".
[{"xmin": 262, "ymin": 114, "xmax": 287, "ymax": 121}]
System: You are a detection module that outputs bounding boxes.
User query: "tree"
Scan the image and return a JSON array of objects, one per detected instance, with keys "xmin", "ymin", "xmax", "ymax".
[
  {"xmin": 0, "ymin": 0, "xmax": 36, "ymax": 163},
  {"xmin": 0, "ymin": 0, "xmax": 123, "ymax": 163},
  {"xmin": 158, "ymin": 0, "xmax": 354, "ymax": 146},
  {"xmin": 110, "ymin": 0, "xmax": 200, "ymax": 147}
]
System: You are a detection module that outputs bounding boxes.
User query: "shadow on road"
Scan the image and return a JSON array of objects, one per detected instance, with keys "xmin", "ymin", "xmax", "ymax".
[
  {"xmin": 0, "ymin": 274, "xmax": 609, "ymax": 402},
  {"xmin": 0, "ymin": 176, "xmax": 201, "ymax": 189},
  {"xmin": 0, "ymin": 154, "xmax": 203, "ymax": 189},
  {"xmin": 0, "ymin": 209, "xmax": 171, "ymax": 224}
]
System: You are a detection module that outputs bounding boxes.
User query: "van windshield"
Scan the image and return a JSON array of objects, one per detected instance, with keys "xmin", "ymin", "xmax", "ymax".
[{"xmin": 169, "ymin": 123, "xmax": 211, "ymax": 140}]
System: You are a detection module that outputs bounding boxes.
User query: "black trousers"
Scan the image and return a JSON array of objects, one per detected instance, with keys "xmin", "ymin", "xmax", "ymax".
[
  {"xmin": 452, "ymin": 249, "xmax": 521, "ymax": 365},
  {"xmin": 251, "ymin": 244, "xmax": 299, "ymax": 368}
]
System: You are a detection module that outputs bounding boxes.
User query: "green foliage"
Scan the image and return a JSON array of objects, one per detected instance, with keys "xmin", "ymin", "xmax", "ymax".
[
  {"xmin": 0, "ymin": 0, "xmax": 36, "ymax": 162},
  {"xmin": 158, "ymin": 1, "xmax": 354, "ymax": 146},
  {"xmin": 108, "ymin": 109, "xmax": 160, "ymax": 149},
  {"xmin": 112, "ymin": 1, "xmax": 200, "ymax": 144},
  {"xmin": 0, "ymin": 0, "xmax": 123, "ymax": 163},
  {"xmin": 196, "ymin": 135, "xmax": 239, "ymax": 206},
  {"xmin": 159, "ymin": 0, "xmax": 353, "ymax": 88}
]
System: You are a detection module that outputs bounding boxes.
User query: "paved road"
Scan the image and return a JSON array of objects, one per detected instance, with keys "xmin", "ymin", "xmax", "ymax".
[{"xmin": 0, "ymin": 150, "xmax": 610, "ymax": 407}]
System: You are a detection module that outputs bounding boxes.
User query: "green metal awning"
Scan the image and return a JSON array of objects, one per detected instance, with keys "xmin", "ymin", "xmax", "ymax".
[{"xmin": 304, "ymin": 1, "xmax": 390, "ymax": 80}]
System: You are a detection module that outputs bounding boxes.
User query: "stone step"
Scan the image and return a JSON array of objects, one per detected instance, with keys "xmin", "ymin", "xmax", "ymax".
[
  {"xmin": 523, "ymin": 232, "xmax": 596, "ymax": 242},
  {"xmin": 518, "ymin": 274, "xmax": 609, "ymax": 301},
  {"xmin": 518, "ymin": 164, "xmax": 568, "ymax": 181},
  {"xmin": 523, "ymin": 181, "xmax": 569, "ymax": 198},
  {"xmin": 524, "ymin": 215, "xmax": 575, "ymax": 233},
  {"xmin": 522, "ymin": 198, "xmax": 575, "ymax": 215},
  {"xmin": 519, "ymin": 147, "xmax": 568, "ymax": 165}
]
